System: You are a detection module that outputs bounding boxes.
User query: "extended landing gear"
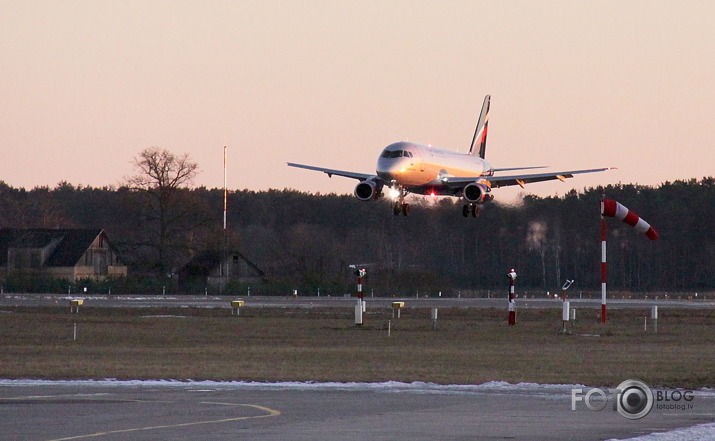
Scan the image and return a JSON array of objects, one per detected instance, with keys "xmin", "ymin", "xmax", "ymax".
[
  {"xmin": 462, "ymin": 203, "xmax": 482, "ymax": 218},
  {"xmin": 393, "ymin": 201, "xmax": 410, "ymax": 216},
  {"xmin": 390, "ymin": 183, "xmax": 410, "ymax": 216}
]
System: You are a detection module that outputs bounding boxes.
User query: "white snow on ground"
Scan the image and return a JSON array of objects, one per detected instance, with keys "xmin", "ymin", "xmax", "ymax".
[
  {"xmin": 2, "ymin": 379, "xmax": 714, "ymax": 396},
  {"xmin": 606, "ymin": 421, "xmax": 715, "ymax": 441},
  {"xmin": 2, "ymin": 379, "xmax": 713, "ymax": 439},
  {"xmin": 0, "ymin": 379, "xmax": 583, "ymax": 396}
]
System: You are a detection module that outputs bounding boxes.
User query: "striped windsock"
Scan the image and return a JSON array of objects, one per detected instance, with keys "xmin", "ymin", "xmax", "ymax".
[{"xmin": 601, "ymin": 199, "xmax": 659, "ymax": 240}]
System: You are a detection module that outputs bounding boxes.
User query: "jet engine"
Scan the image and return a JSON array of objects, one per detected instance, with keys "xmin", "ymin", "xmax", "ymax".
[
  {"xmin": 354, "ymin": 179, "xmax": 383, "ymax": 201},
  {"xmin": 462, "ymin": 182, "xmax": 491, "ymax": 204}
]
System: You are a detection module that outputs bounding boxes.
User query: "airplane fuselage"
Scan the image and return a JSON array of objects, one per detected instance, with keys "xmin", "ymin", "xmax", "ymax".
[
  {"xmin": 376, "ymin": 142, "xmax": 493, "ymax": 193},
  {"xmin": 287, "ymin": 94, "xmax": 611, "ymax": 216}
]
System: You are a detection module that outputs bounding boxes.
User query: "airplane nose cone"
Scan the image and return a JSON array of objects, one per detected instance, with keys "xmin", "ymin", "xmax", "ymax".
[{"xmin": 377, "ymin": 157, "xmax": 405, "ymax": 181}]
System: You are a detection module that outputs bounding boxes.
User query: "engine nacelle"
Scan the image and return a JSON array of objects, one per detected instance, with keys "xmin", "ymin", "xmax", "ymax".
[
  {"xmin": 462, "ymin": 182, "xmax": 490, "ymax": 204},
  {"xmin": 354, "ymin": 180, "xmax": 383, "ymax": 201}
]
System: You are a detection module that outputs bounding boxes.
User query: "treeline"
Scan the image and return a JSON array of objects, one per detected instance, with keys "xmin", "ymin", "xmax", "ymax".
[{"xmin": 0, "ymin": 178, "xmax": 712, "ymax": 294}]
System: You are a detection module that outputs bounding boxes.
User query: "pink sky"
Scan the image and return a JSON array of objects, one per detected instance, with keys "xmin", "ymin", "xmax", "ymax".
[{"xmin": 2, "ymin": 1, "xmax": 714, "ymax": 202}]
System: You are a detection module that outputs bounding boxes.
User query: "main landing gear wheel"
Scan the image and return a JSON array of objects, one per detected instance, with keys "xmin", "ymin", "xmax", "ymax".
[
  {"xmin": 393, "ymin": 202, "xmax": 410, "ymax": 216},
  {"xmin": 462, "ymin": 204, "xmax": 481, "ymax": 218}
]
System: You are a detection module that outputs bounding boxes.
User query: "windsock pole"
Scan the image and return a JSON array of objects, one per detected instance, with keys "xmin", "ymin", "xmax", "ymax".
[
  {"xmin": 600, "ymin": 203, "xmax": 608, "ymax": 324},
  {"xmin": 600, "ymin": 196, "xmax": 658, "ymax": 324}
]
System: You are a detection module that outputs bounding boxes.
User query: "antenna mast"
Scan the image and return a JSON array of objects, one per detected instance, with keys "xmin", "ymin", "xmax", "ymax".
[
  {"xmin": 223, "ymin": 145, "xmax": 228, "ymax": 281},
  {"xmin": 219, "ymin": 145, "xmax": 229, "ymax": 293}
]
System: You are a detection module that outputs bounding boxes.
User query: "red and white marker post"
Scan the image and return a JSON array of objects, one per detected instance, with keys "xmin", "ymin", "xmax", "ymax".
[
  {"xmin": 507, "ymin": 269, "xmax": 517, "ymax": 326},
  {"xmin": 354, "ymin": 268, "xmax": 366, "ymax": 326}
]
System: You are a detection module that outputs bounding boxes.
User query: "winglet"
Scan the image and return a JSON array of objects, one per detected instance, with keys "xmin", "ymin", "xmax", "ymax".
[{"xmin": 468, "ymin": 95, "xmax": 490, "ymax": 158}]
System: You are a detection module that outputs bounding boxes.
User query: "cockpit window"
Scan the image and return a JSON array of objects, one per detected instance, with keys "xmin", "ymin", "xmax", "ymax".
[{"xmin": 381, "ymin": 150, "xmax": 413, "ymax": 159}]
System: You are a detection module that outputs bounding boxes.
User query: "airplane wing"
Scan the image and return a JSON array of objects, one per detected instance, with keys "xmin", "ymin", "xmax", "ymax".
[
  {"xmin": 444, "ymin": 167, "xmax": 614, "ymax": 189},
  {"xmin": 287, "ymin": 162, "xmax": 374, "ymax": 181}
]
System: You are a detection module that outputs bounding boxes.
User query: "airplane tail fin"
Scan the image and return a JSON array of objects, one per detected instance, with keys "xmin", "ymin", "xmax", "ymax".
[{"xmin": 468, "ymin": 95, "xmax": 490, "ymax": 158}]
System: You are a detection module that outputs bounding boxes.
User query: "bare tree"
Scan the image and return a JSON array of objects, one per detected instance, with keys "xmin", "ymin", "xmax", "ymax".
[{"xmin": 125, "ymin": 147, "xmax": 200, "ymax": 277}]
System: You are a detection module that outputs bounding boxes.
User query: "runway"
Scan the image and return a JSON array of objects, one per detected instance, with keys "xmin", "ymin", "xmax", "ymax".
[
  {"xmin": 1, "ymin": 293, "xmax": 713, "ymax": 310},
  {"xmin": 1, "ymin": 381, "xmax": 714, "ymax": 441}
]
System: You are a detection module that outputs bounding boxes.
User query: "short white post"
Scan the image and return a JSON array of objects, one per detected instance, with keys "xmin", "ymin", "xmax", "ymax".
[
  {"xmin": 431, "ymin": 307, "xmax": 438, "ymax": 330},
  {"xmin": 651, "ymin": 306, "xmax": 658, "ymax": 333},
  {"xmin": 562, "ymin": 301, "xmax": 570, "ymax": 333},
  {"xmin": 73, "ymin": 322, "xmax": 77, "ymax": 341},
  {"xmin": 355, "ymin": 300, "xmax": 363, "ymax": 326}
]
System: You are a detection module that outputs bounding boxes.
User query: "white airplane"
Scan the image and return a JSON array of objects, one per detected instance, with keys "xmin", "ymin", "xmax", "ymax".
[{"xmin": 288, "ymin": 95, "xmax": 612, "ymax": 217}]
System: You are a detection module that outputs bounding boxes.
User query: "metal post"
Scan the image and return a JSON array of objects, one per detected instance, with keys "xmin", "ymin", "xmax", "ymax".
[{"xmin": 219, "ymin": 145, "xmax": 229, "ymax": 294}]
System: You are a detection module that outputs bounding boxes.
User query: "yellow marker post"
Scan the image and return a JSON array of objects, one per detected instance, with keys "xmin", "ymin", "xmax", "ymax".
[
  {"xmin": 391, "ymin": 301, "xmax": 404, "ymax": 318},
  {"xmin": 231, "ymin": 300, "xmax": 245, "ymax": 316},
  {"xmin": 70, "ymin": 299, "xmax": 84, "ymax": 313}
]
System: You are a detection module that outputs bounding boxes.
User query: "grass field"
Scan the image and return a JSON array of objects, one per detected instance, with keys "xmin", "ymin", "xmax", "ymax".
[{"xmin": 0, "ymin": 305, "xmax": 713, "ymax": 388}]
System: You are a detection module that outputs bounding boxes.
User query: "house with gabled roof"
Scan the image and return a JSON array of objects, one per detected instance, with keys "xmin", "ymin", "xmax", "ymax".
[
  {"xmin": 178, "ymin": 250, "xmax": 266, "ymax": 290},
  {"xmin": 0, "ymin": 228, "xmax": 127, "ymax": 281}
]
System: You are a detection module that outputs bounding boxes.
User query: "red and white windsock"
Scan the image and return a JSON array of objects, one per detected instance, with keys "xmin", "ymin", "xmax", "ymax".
[{"xmin": 601, "ymin": 199, "xmax": 659, "ymax": 240}]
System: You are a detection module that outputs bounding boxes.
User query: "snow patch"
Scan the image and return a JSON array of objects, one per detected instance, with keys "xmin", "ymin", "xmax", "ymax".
[{"xmin": 606, "ymin": 421, "xmax": 715, "ymax": 441}]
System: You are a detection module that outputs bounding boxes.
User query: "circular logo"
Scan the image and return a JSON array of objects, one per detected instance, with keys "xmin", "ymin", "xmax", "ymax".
[{"xmin": 616, "ymin": 379, "xmax": 654, "ymax": 419}]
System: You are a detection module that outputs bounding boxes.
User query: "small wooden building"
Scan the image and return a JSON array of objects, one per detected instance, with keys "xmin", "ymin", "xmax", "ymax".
[
  {"xmin": 0, "ymin": 228, "xmax": 127, "ymax": 281},
  {"xmin": 178, "ymin": 250, "xmax": 266, "ymax": 290}
]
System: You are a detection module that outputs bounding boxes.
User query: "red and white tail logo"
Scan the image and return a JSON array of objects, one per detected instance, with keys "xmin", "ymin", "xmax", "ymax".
[{"xmin": 469, "ymin": 95, "xmax": 490, "ymax": 158}]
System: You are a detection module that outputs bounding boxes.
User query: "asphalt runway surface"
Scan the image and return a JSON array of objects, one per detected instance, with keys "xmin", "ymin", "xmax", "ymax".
[
  {"xmin": 1, "ymin": 381, "xmax": 714, "ymax": 441},
  {"xmin": 1, "ymin": 293, "xmax": 713, "ymax": 311}
]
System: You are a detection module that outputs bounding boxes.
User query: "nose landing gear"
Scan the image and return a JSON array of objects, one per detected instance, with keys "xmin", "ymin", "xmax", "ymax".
[{"xmin": 391, "ymin": 183, "xmax": 410, "ymax": 216}]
